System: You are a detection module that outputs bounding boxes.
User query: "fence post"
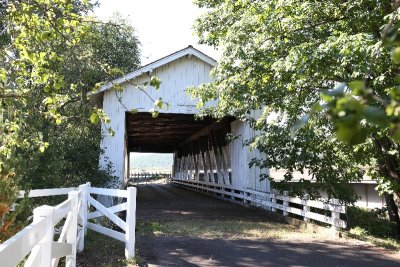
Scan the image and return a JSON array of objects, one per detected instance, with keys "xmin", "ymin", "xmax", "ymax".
[
  {"xmin": 331, "ymin": 198, "xmax": 340, "ymax": 235},
  {"xmin": 32, "ymin": 205, "xmax": 55, "ymax": 267},
  {"xmin": 271, "ymin": 189, "xmax": 277, "ymax": 212},
  {"xmin": 125, "ymin": 187, "xmax": 137, "ymax": 259},
  {"xmin": 78, "ymin": 183, "xmax": 89, "ymax": 252},
  {"xmin": 283, "ymin": 191, "xmax": 289, "ymax": 216},
  {"xmin": 66, "ymin": 191, "xmax": 79, "ymax": 267},
  {"xmin": 302, "ymin": 194, "xmax": 310, "ymax": 223}
]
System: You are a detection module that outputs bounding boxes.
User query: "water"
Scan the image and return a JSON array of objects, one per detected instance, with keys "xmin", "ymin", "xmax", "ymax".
[{"xmin": 130, "ymin": 152, "xmax": 173, "ymax": 172}]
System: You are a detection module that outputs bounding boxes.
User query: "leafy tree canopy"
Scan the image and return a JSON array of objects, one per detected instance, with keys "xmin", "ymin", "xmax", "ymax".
[
  {"xmin": 192, "ymin": 0, "xmax": 400, "ymax": 236},
  {"xmin": 0, "ymin": 0, "xmax": 142, "ymax": 241}
]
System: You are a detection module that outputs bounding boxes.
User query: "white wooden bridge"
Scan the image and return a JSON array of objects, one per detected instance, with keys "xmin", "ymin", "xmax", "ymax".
[{"xmin": 0, "ymin": 46, "xmax": 350, "ymax": 266}]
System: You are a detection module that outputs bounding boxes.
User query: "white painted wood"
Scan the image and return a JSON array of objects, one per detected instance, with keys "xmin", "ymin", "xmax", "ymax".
[
  {"xmin": 125, "ymin": 187, "xmax": 137, "ymax": 258},
  {"xmin": 282, "ymin": 191, "xmax": 289, "ymax": 216},
  {"xmin": 4, "ymin": 183, "xmax": 137, "ymax": 265},
  {"xmin": 51, "ymin": 242, "xmax": 72, "ymax": 259},
  {"xmin": 53, "ymin": 198, "xmax": 72, "ymax": 224},
  {"xmin": 271, "ymin": 189, "xmax": 277, "ymax": 212},
  {"xmin": 303, "ymin": 194, "xmax": 310, "ymax": 223},
  {"xmin": 31, "ymin": 205, "xmax": 55, "ymax": 267},
  {"xmin": 84, "ymin": 182, "xmax": 90, "ymax": 235},
  {"xmin": 77, "ymin": 183, "xmax": 88, "ymax": 252},
  {"xmin": 18, "ymin": 187, "xmax": 76, "ymax": 198},
  {"xmin": 87, "ymin": 222, "xmax": 125, "ymax": 242},
  {"xmin": 331, "ymin": 199, "xmax": 341, "ymax": 231},
  {"xmin": 58, "ymin": 212, "xmax": 73, "ymax": 243},
  {"xmin": 88, "ymin": 202, "xmax": 127, "ymax": 219},
  {"xmin": 25, "ymin": 245, "xmax": 42, "ymax": 267},
  {"xmin": 66, "ymin": 191, "xmax": 79, "ymax": 267},
  {"xmin": 0, "ymin": 218, "xmax": 46, "ymax": 267},
  {"xmin": 172, "ymin": 179, "xmax": 347, "ymax": 228},
  {"xmin": 89, "ymin": 187, "xmax": 128, "ymax": 198},
  {"xmin": 88, "ymin": 196, "xmax": 127, "ymax": 231},
  {"xmin": 99, "ymin": 54, "xmax": 214, "ymax": 184},
  {"xmin": 95, "ymin": 46, "xmax": 216, "ymax": 94}
]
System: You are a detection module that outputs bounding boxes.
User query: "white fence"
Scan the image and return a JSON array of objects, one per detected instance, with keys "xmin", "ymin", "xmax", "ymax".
[
  {"xmin": 172, "ymin": 179, "xmax": 347, "ymax": 229},
  {"xmin": 0, "ymin": 183, "xmax": 137, "ymax": 267}
]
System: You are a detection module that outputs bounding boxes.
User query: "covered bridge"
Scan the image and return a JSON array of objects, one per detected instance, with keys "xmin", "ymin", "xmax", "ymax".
[{"xmin": 91, "ymin": 45, "xmax": 269, "ymax": 193}]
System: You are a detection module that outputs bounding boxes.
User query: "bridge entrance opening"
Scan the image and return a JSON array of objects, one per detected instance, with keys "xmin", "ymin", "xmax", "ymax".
[{"xmin": 126, "ymin": 112, "xmax": 234, "ymax": 184}]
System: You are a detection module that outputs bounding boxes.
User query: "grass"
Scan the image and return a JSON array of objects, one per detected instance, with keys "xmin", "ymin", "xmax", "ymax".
[
  {"xmin": 136, "ymin": 217, "xmax": 400, "ymax": 253},
  {"xmin": 136, "ymin": 218, "xmax": 334, "ymax": 241},
  {"xmin": 76, "ymin": 218, "xmax": 400, "ymax": 266},
  {"xmin": 342, "ymin": 206, "xmax": 400, "ymax": 252},
  {"xmin": 77, "ymin": 230, "xmax": 141, "ymax": 267},
  {"xmin": 342, "ymin": 227, "xmax": 400, "ymax": 252}
]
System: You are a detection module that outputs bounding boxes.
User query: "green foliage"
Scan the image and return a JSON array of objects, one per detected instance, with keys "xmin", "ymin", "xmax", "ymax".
[
  {"xmin": 0, "ymin": 167, "xmax": 31, "ymax": 243},
  {"xmin": 0, "ymin": 1, "xmax": 141, "ymax": 241},
  {"xmin": 192, "ymin": 0, "xmax": 396, "ymax": 202},
  {"xmin": 347, "ymin": 207, "xmax": 393, "ymax": 238}
]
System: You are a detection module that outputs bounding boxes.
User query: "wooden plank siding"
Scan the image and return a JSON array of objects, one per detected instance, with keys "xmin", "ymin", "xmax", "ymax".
[
  {"xmin": 99, "ymin": 55, "xmax": 214, "ymax": 184},
  {"xmin": 97, "ymin": 46, "xmax": 270, "ymax": 194}
]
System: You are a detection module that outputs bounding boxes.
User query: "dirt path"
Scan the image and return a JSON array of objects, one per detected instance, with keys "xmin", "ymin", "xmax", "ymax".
[{"xmin": 135, "ymin": 182, "xmax": 400, "ymax": 267}]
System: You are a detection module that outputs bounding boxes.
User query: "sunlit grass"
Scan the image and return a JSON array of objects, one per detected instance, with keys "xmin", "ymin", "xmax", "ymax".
[{"xmin": 136, "ymin": 219, "xmax": 327, "ymax": 240}]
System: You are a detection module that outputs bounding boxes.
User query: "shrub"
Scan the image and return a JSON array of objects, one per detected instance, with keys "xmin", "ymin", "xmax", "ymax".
[{"xmin": 347, "ymin": 206, "xmax": 393, "ymax": 238}]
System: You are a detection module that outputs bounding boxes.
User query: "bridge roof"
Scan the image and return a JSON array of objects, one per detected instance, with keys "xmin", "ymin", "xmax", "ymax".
[
  {"xmin": 127, "ymin": 112, "xmax": 234, "ymax": 153},
  {"xmin": 93, "ymin": 45, "xmax": 217, "ymax": 95}
]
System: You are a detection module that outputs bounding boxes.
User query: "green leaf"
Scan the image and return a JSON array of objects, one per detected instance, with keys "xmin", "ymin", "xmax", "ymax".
[
  {"xmin": 336, "ymin": 126, "xmax": 368, "ymax": 145},
  {"xmin": 131, "ymin": 108, "xmax": 138, "ymax": 114},
  {"xmin": 90, "ymin": 113, "xmax": 99, "ymax": 124},
  {"xmin": 150, "ymin": 109, "xmax": 159, "ymax": 118},
  {"xmin": 56, "ymin": 118, "xmax": 62, "ymax": 125},
  {"xmin": 54, "ymin": 81, "xmax": 63, "ymax": 90},
  {"xmin": 108, "ymin": 128, "xmax": 115, "ymax": 137},
  {"xmin": 391, "ymin": 46, "xmax": 400, "ymax": 64},
  {"xmin": 150, "ymin": 76, "xmax": 161, "ymax": 90},
  {"xmin": 348, "ymin": 80, "xmax": 364, "ymax": 95},
  {"xmin": 154, "ymin": 98, "xmax": 164, "ymax": 108},
  {"xmin": 362, "ymin": 106, "xmax": 388, "ymax": 127}
]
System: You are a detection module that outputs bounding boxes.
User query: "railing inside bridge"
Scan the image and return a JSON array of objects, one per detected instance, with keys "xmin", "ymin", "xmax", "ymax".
[
  {"xmin": 0, "ymin": 183, "xmax": 137, "ymax": 267},
  {"xmin": 172, "ymin": 179, "xmax": 347, "ymax": 230}
]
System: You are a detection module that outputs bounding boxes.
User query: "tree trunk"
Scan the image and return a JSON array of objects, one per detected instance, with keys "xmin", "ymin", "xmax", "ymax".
[
  {"xmin": 372, "ymin": 135, "xmax": 400, "ymax": 239},
  {"xmin": 383, "ymin": 193, "xmax": 400, "ymax": 239}
]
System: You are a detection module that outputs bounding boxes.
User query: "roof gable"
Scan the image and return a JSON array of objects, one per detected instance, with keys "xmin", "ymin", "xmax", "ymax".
[{"xmin": 95, "ymin": 45, "xmax": 217, "ymax": 94}]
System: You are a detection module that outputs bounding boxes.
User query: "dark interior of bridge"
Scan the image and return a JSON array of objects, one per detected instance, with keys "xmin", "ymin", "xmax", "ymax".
[{"xmin": 126, "ymin": 112, "xmax": 234, "ymax": 154}]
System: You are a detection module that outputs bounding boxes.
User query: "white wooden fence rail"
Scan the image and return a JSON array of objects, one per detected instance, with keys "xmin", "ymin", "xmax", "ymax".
[
  {"xmin": 172, "ymin": 179, "xmax": 347, "ymax": 229},
  {"xmin": 0, "ymin": 183, "xmax": 137, "ymax": 267}
]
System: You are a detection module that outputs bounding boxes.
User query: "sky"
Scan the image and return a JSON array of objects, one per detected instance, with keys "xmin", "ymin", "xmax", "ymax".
[{"xmin": 94, "ymin": 0, "xmax": 220, "ymax": 65}]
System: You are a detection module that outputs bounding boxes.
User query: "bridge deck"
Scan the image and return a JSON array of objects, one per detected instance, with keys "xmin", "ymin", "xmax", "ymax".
[{"xmin": 135, "ymin": 182, "xmax": 400, "ymax": 267}]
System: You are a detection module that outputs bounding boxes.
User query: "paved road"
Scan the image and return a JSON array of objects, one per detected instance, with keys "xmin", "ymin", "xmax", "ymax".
[{"xmin": 136, "ymin": 183, "xmax": 400, "ymax": 267}]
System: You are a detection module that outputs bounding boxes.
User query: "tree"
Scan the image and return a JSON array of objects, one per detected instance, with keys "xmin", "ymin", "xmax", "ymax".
[
  {"xmin": 192, "ymin": 0, "xmax": 400, "ymax": 237},
  {"xmin": 12, "ymin": 14, "xmax": 142, "ymax": 190},
  {"xmin": 0, "ymin": 1, "xmax": 141, "ymax": 241},
  {"xmin": 0, "ymin": 0, "xmax": 94, "ymax": 241}
]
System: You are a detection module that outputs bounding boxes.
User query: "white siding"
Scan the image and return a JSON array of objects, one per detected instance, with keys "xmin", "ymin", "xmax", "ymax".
[
  {"xmin": 99, "ymin": 56, "xmax": 213, "ymax": 185},
  {"xmin": 230, "ymin": 119, "xmax": 269, "ymax": 192}
]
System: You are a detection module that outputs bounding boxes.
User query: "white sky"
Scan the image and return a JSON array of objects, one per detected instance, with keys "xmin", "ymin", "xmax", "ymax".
[{"xmin": 94, "ymin": 0, "xmax": 220, "ymax": 65}]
